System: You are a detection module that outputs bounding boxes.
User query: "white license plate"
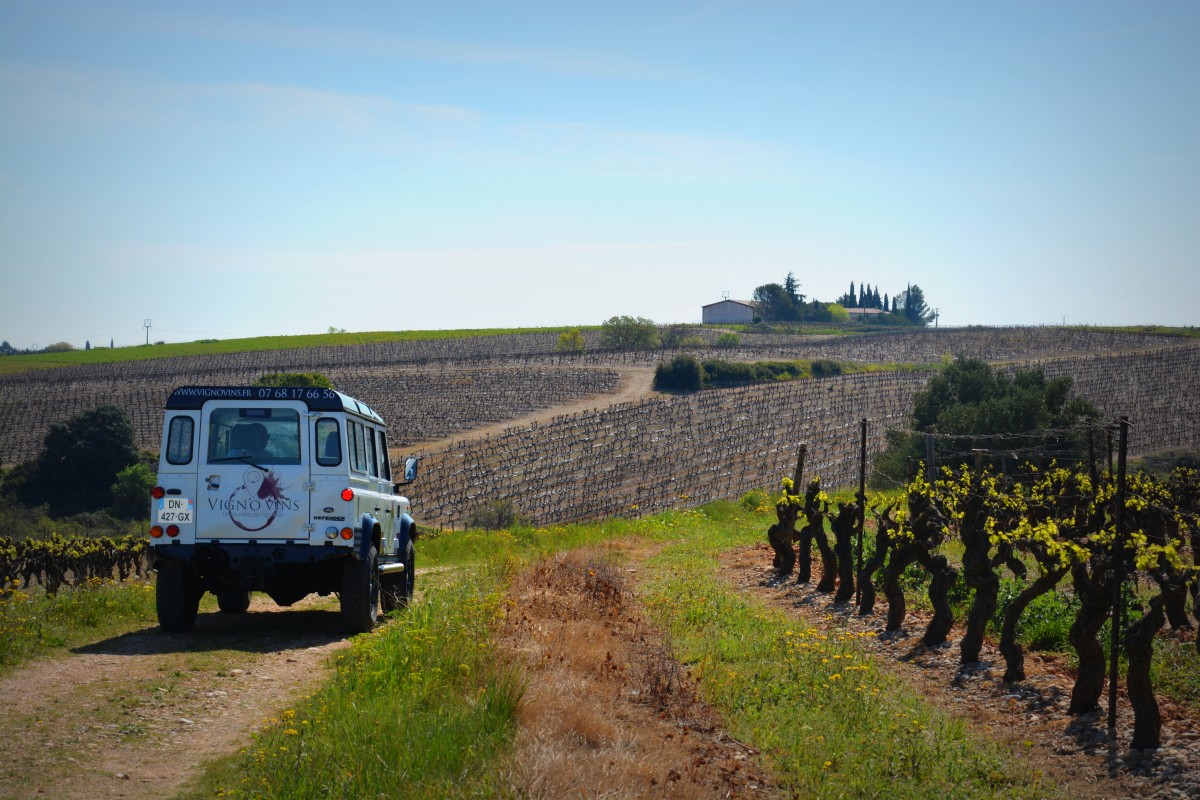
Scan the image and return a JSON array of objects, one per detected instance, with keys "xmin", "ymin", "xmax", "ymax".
[{"xmin": 157, "ymin": 497, "xmax": 193, "ymax": 524}]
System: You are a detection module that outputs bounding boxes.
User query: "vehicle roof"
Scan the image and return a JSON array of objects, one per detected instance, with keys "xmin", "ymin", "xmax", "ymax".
[{"xmin": 164, "ymin": 386, "xmax": 385, "ymax": 424}]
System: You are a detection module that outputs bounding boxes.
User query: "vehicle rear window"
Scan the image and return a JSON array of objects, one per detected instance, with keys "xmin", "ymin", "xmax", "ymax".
[
  {"xmin": 207, "ymin": 408, "xmax": 301, "ymax": 465},
  {"xmin": 165, "ymin": 416, "xmax": 194, "ymax": 465}
]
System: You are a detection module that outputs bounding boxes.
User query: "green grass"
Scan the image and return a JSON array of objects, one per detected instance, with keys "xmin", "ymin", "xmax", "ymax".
[
  {"xmin": 639, "ymin": 510, "xmax": 1058, "ymax": 799},
  {"xmin": 10, "ymin": 503, "xmax": 1195, "ymax": 797},
  {"xmin": 0, "ymin": 327, "xmax": 577, "ymax": 376},
  {"xmin": 1152, "ymin": 635, "xmax": 1200, "ymax": 715},
  {"xmin": 1101, "ymin": 325, "xmax": 1200, "ymax": 338},
  {"xmin": 0, "ymin": 579, "xmax": 159, "ymax": 670},
  {"xmin": 182, "ymin": 562, "xmax": 526, "ymax": 800}
]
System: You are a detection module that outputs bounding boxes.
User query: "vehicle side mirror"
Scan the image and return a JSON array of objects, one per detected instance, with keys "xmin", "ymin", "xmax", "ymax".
[{"xmin": 394, "ymin": 456, "xmax": 419, "ymax": 491}]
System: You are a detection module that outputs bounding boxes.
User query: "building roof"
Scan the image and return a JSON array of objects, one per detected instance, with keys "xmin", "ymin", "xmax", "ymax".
[{"xmin": 701, "ymin": 299, "xmax": 754, "ymax": 309}]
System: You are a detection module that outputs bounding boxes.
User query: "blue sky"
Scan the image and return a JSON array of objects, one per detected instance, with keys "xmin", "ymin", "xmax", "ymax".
[{"xmin": 1, "ymin": 1, "xmax": 1197, "ymax": 348}]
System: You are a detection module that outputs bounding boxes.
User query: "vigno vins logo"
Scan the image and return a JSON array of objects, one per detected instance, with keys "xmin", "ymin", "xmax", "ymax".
[{"xmin": 208, "ymin": 468, "xmax": 299, "ymax": 532}]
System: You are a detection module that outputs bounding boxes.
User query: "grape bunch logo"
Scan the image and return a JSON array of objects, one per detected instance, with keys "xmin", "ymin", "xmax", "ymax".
[{"xmin": 226, "ymin": 468, "xmax": 297, "ymax": 532}]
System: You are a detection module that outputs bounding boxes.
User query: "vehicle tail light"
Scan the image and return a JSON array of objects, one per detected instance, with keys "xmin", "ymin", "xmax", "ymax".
[
  {"xmin": 152, "ymin": 486, "xmax": 165, "ymax": 499},
  {"xmin": 340, "ymin": 488, "xmax": 354, "ymax": 501},
  {"xmin": 340, "ymin": 528, "xmax": 353, "ymax": 540},
  {"xmin": 167, "ymin": 525, "xmax": 180, "ymax": 538},
  {"xmin": 150, "ymin": 526, "xmax": 164, "ymax": 538}
]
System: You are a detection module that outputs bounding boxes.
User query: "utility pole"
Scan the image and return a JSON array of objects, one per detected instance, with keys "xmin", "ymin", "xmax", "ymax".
[{"xmin": 144, "ymin": 319, "xmax": 152, "ymax": 345}]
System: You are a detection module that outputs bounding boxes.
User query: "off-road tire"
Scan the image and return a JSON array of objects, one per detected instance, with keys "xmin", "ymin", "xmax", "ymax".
[
  {"xmin": 340, "ymin": 544, "xmax": 379, "ymax": 633},
  {"xmin": 381, "ymin": 541, "xmax": 415, "ymax": 614},
  {"xmin": 217, "ymin": 589, "xmax": 252, "ymax": 614},
  {"xmin": 156, "ymin": 559, "xmax": 201, "ymax": 632}
]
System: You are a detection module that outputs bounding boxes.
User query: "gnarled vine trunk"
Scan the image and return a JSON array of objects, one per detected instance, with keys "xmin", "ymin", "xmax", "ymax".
[
  {"xmin": 832, "ymin": 502, "xmax": 857, "ymax": 603},
  {"xmin": 814, "ymin": 524, "xmax": 838, "ymax": 593},
  {"xmin": 960, "ymin": 544, "xmax": 999, "ymax": 664},
  {"xmin": 857, "ymin": 520, "xmax": 893, "ymax": 615},
  {"xmin": 999, "ymin": 566, "xmax": 1068, "ymax": 683},
  {"xmin": 1126, "ymin": 594, "xmax": 1166, "ymax": 749},
  {"xmin": 1067, "ymin": 560, "xmax": 1114, "ymax": 715},
  {"xmin": 883, "ymin": 544, "xmax": 917, "ymax": 631},
  {"xmin": 919, "ymin": 551, "xmax": 957, "ymax": 647}
]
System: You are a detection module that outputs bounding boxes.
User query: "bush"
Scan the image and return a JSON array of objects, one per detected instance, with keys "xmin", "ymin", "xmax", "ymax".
[
  {"xmin": 254, "ymin": 372, "xmax": 333, "ymax": 388},
  {"xmin": 17, "ymin": 405, "xmax": 139, "ymax": 516},
  {"xmin": 555, "ymin": 328, "xmax": 585, "ymax": 354},
  {"xmin": 653, "ymin": 355, "xmax": 702, "ymax": 392},
  {"xmin": 992, "ymin": 579, "xmax": 1079, "ymax": 651},
  {"xmin": 715, "ymin": 332, "xmax": 740, "ymax": 348},
  {"xmin": 110, "ymin": 463, "xmax": 155, "ymax": 520},
  {"xmin": 599, "ymin": 316, "xmax": 659, "ymax": 350},
  {"xmin": 810, "ymin": 359, "xmax": 843, "ymax": 377},
  {"xmin": 465, "ymin": 499, "xmax": 525, "ymax": 530},
  {"xmin": 739, "ymin": 489, "xmax": 771, "ymax": 513}
]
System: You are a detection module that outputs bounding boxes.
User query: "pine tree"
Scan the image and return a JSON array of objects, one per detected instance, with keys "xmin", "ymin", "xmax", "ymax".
[{"xmin": 784, "ymin": 272, "xmax": 800, "ymax": 305}]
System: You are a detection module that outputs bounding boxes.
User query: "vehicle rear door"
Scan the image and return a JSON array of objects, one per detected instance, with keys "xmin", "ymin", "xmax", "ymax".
[{"xmin": 196, "ymin": 400, "xmax": 310, "ymax": 541}]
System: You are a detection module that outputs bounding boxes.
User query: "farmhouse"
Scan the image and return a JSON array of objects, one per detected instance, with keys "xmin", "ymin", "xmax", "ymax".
[
  {"xmin": 702, "ymin": 299, "xmax": 755, "ymax": 325},
  {"xmin": 846, "ymin": 307, "xmax": 887, "ymax": 323}
]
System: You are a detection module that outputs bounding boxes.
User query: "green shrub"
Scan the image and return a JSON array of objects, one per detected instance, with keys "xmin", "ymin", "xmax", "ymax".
[
  {"xmin": 739, "ymin": 488, "xmax": 771, "ymax": 512},
  {"xmin": 810, "ymin": 358, "xmax": 844, "ymax": 377},
  {"xmin": 715, "ymin": 332, "xmax": 740, "ymax": 347},
  {"xmin": 653, "ymin": 354, "xmax": 702, "ymax": 391},
  {"xmin": 254, "ymin": 372, "xmax": 333, "ymax": 388},
  {"xmin": 465, "ymin": 499, "xmax": 526, "ymax": 530},
  {"xmin": 555, "ymin": 328, "xmax": 585, "ymax": 353},
  {"xmin": 990, "ymin": 578, "xmax": 1079, "ymax": 651},
  {"xmin": 110, "ymin": 463, "xmax": 155, "ymax": 520}
]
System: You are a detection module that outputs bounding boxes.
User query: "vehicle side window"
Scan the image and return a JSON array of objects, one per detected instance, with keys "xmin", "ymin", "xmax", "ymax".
[
  {"xmin": 165, "ymin": 416, "xmax": 194, "ymax": 465},
  {"xmin": 316, "ymin": 418, "xmax": 341, "ymax": 467},
  {"xmin": 377, "ymin": 431, "xmax": 391, "ymax": 480},
  {"xmin": 349, "ymin": 421, "xmax": 367, "ymax": 473},
  {"xmin": 365, "ymin": 427, "xmax": 379, "ymax": 477}
]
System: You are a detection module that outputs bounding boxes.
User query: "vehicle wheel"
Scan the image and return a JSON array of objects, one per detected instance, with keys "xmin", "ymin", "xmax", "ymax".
[
  {"xmin": 380, "ymin": 541, "xmax": 415, "ymax": 614},
  {"xmin": 156, "ymin": 559, "xmax": 201, "ymax": 632},
  {"xmin": 217, "ymin": 589, "xmax": 252, "ymax": 614},
  {"xmin": 340, "ymin": 544, "xmax": 379, "ymax": 633},
  {"xmin": 402, "ymin": 540, "xmax": 415, "ymax": 606}
]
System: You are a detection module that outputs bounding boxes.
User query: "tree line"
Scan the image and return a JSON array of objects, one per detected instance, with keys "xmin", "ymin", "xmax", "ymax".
[{"xmin": 751, "ymin": 273, "xmax": 936, "ymax": 325}]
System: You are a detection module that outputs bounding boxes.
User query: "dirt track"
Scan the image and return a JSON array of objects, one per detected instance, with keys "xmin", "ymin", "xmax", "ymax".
[{"xmin": 0, "ymin": 594, "xmax": 351, "ymax": 800}]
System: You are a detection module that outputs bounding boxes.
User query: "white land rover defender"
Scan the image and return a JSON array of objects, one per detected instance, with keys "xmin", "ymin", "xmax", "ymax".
[{"xmin": 148, "ymin": 386, "xmax": 418, "ymax": 633}]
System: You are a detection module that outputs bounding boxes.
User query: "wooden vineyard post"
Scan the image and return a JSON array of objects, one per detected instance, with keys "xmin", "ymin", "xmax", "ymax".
[
  {"xmin": 855, "ymin": 418, "xmax": 866, "ymax": 605},
  {"xmin": 793, "ymin": 444, "xmax": 807, "ymax": 494},
  {"xmin": 1108, "ymin": 415, "xmax": 1130, "ymax": 732},
  {"xmin": 925, "ymin": 430, "xmax": 936, "ymax": 483}
]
